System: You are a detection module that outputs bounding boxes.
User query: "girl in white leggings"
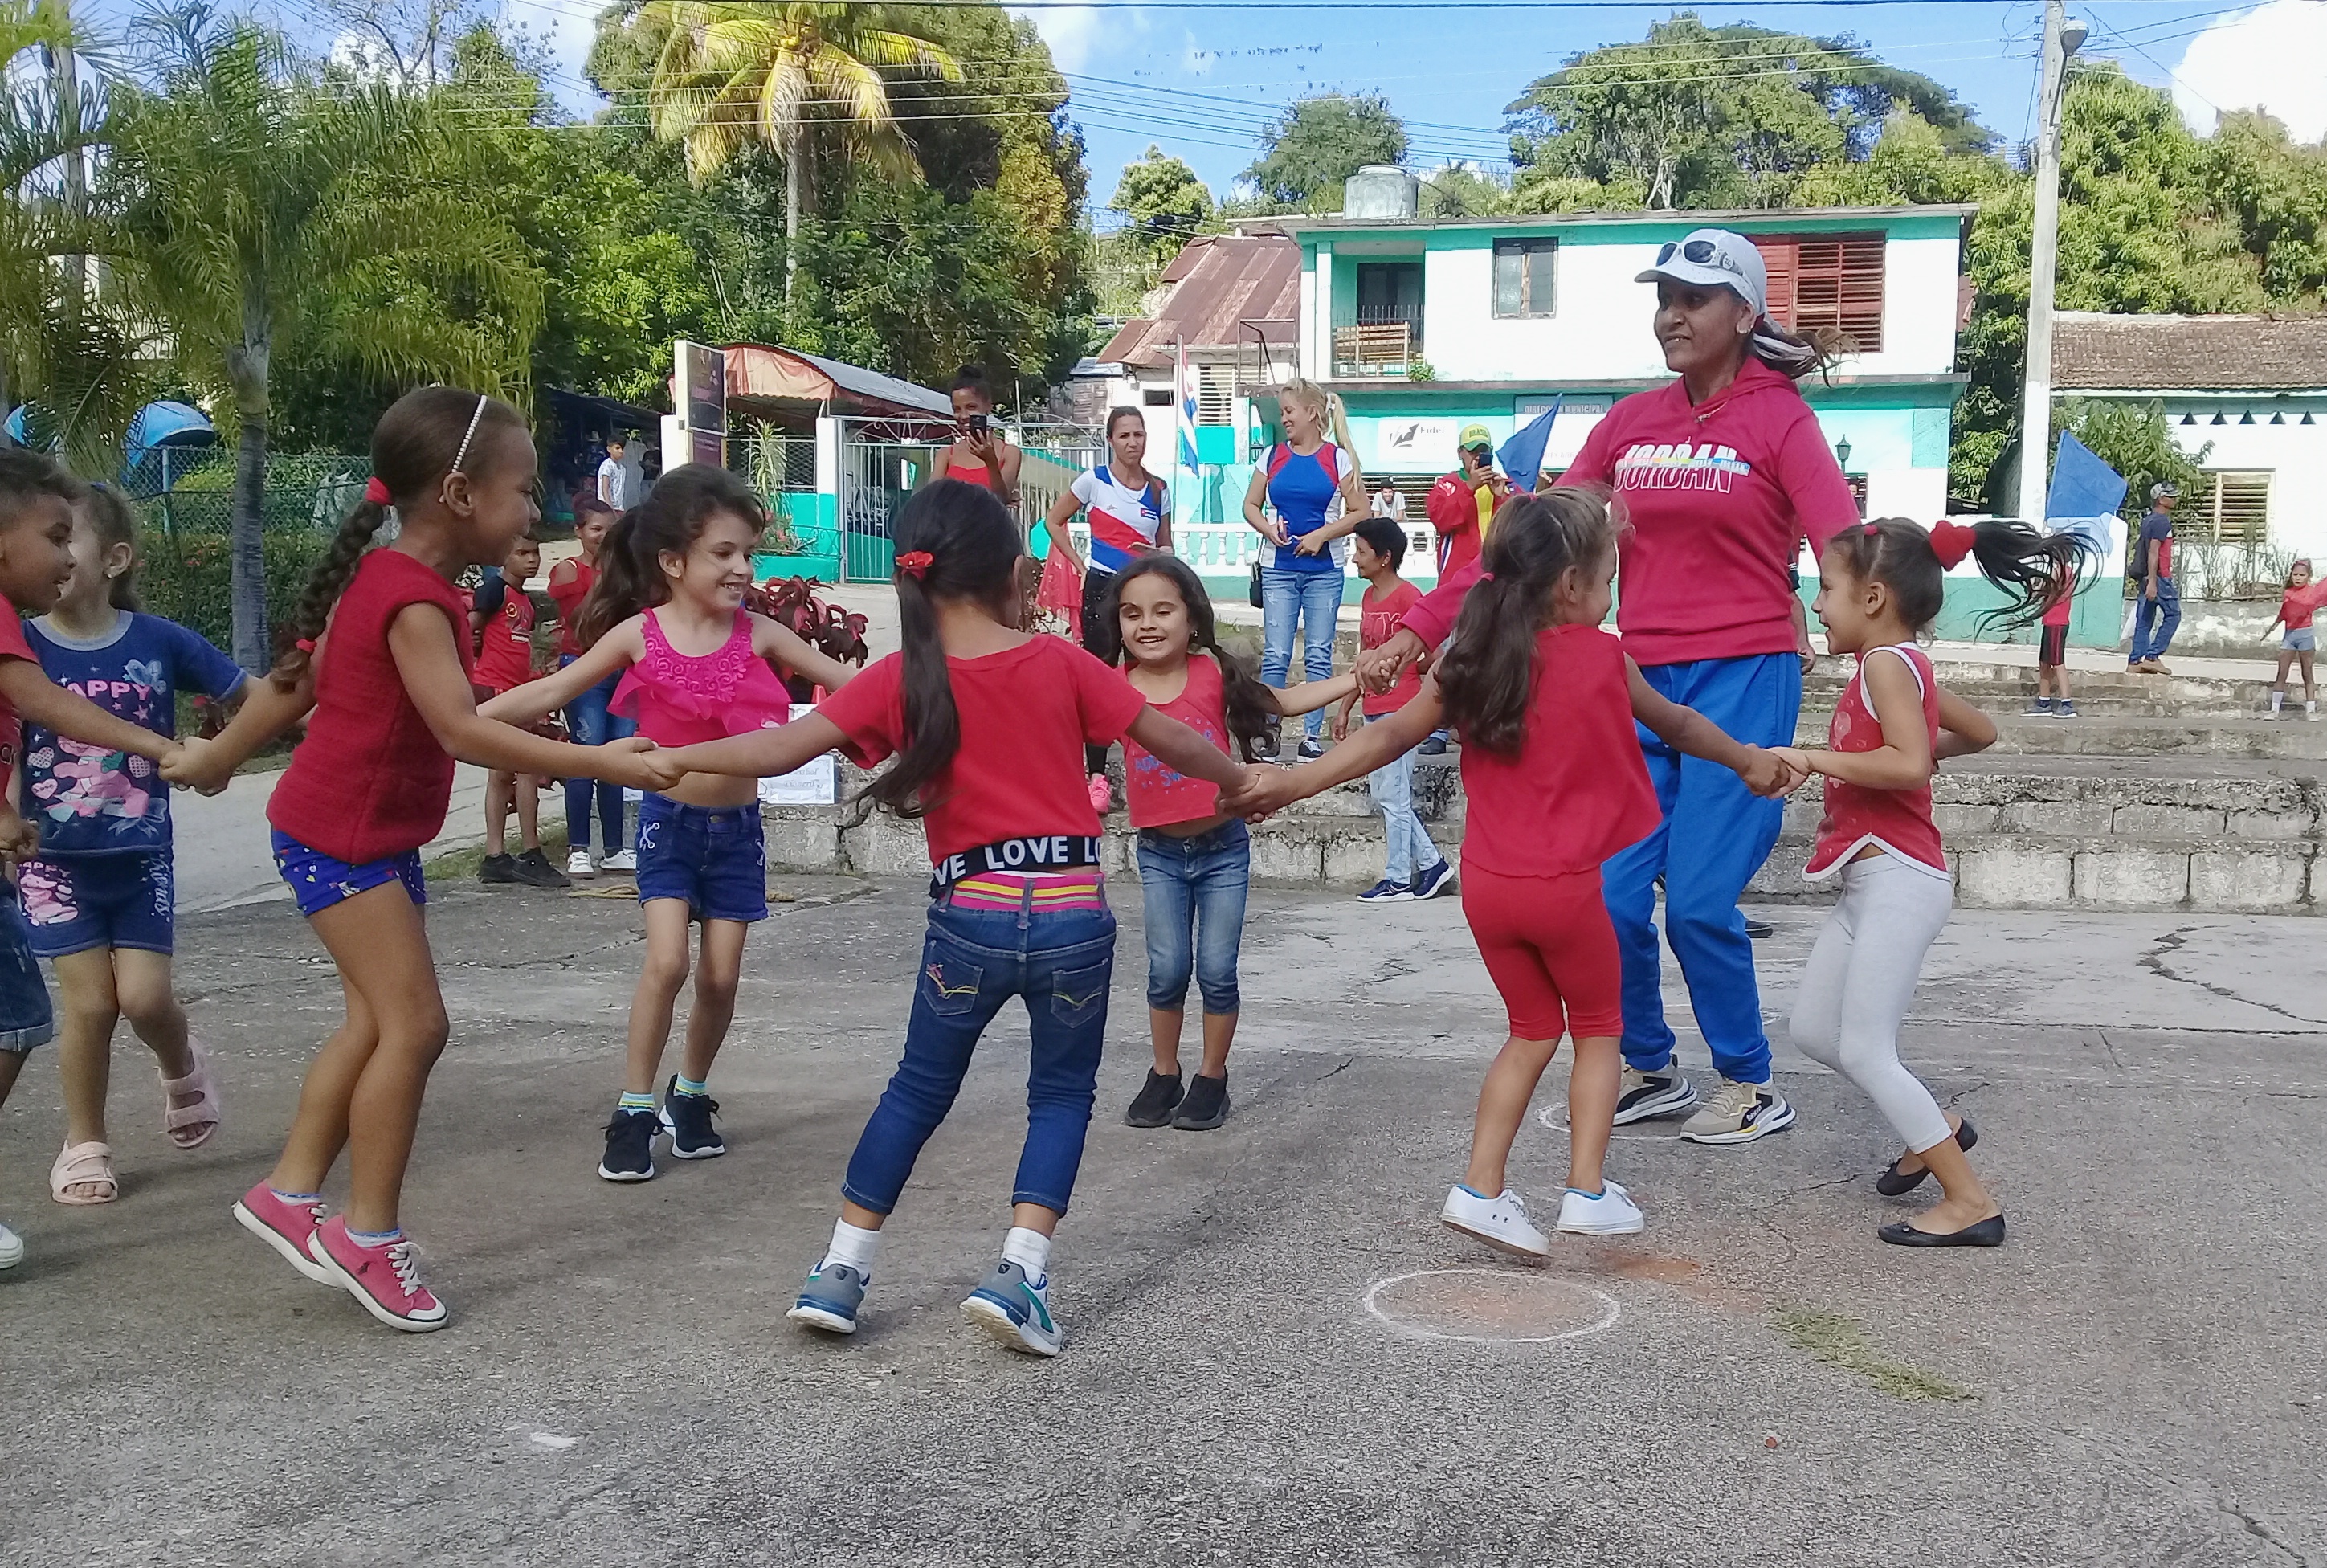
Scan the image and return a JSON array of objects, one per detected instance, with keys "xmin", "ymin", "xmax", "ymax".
[{"xmin": 1778, "ymin": 516, "xmax": 2083, "ymax": 1249}]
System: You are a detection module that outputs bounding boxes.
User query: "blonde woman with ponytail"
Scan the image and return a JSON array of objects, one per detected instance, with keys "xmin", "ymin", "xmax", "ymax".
[{"xmin": 1241, "ymin": 378, "xmax": 1366, "ymax": 759}]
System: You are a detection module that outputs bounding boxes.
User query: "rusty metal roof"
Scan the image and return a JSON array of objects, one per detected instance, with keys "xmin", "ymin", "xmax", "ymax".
[
  {"xmin": 1098, "ymin": 233, "xmax": 1300, "ymax": 369},
  {"xmin": 2053, "ymin": 312, "xmax": 2327, "ymax": 392}
]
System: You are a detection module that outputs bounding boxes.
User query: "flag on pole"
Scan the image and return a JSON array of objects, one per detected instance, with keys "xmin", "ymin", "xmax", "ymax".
[
  {"xmin": 1497, "ymin": 398, "xmax": 1562, "ymax": 492},
  {"xmin": 2044, "ymin": 430, "xmax": 2128, "ymax": 576},
  {"xmin": 1174, "ymin": 337, "xmax": 1200, "ymax": 524}
]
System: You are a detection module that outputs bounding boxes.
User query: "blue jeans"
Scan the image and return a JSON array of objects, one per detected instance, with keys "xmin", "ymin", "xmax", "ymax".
[
  {"xmin": 0, "ymin": 887, "xmax": 53, "ymax": 1054},
  {"xmin": 2130, "ymin": 578, "xmax": 2182, "ymax": 664},
  {"xmin": 1364, "ymin": 730, "xmax": 1443, "ymax": 884},
  {"xmin": 561, "ymin": 659, "xmax": 635, "ymax": 855},
  {"xmin": 842, "ymin": 889, "xmax": 1117, "ymax": 1217},
  {"xmin": 1602, "ymin": 653, "xmax": 1799, "ymax": 1084},
  {"xmin": 1260, "ymin": 566, "xmax": 1343, "ymax": 741},
  {"xmin": 1136, "ymin": 820, "xmax": 1249, "ymax": 1015}
]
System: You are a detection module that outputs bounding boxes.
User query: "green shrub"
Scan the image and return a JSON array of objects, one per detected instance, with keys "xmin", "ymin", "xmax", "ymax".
[{"xmin": 136, "ymin": 526, "xmax": 333, "ymax": 654}]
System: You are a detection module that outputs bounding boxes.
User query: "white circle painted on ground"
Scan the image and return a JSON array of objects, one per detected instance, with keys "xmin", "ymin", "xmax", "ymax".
[
  {"xmin": 1362, "ymin": 1268, "xmax": 1622, "ymax": 1345},
  {"xmin": 1537, "ymin": 1104, "xmax": 1688, "ymax": 1141}
]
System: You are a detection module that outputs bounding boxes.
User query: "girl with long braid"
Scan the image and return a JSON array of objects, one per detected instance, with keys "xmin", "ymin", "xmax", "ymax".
[{"xmin": 166, "ymin": 387, "xmax": 674, "ymax": 1332}]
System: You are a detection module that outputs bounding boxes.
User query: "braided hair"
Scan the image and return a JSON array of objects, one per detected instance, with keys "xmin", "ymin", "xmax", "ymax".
[{"xmin": 268, "ymin": 386, "xmax": 525, "ymax": 692}]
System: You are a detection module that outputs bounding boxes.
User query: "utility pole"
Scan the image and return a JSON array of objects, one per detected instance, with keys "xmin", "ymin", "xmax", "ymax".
[{"xmin": 2015, "ymin": 0, "xmax": 2088, "ymax": 525}]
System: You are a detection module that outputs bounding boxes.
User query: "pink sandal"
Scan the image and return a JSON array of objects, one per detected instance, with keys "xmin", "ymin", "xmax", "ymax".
[
  {"xmin": 51, "ymin": 1141, "xmax": 117, "ymax": 1205},
  {"xmin": 161, "ymin": 1035, "xmax": 222, "ymax": 1149}
]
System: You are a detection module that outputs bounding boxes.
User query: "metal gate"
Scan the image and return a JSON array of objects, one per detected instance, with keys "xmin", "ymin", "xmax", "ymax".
[{"xmin": 832, "ymin": 416, "xmax": 1104, "ymax": 581}]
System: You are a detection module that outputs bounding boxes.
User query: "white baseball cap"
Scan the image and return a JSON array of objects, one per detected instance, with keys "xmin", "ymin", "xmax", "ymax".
[{"xmin": 1635, "ymin": 228, "xmax": 1768, "ymax": 317}]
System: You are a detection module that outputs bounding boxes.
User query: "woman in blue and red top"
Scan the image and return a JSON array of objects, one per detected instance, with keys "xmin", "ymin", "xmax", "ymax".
[
  {"xmin": 1043, "ymin": 406, "xmax": 1171, "ymax": 787},
  {"xmin": 1362, "ymin": 227, "xmax": 1860, "ymax": 1146},
  {"xmin": 170, "ymin": 387, "xmax": 670, "ymax": 1332},
  {"xmin": 1241, "ymin": 378, "xmax": 1366, "ymax": 760}
]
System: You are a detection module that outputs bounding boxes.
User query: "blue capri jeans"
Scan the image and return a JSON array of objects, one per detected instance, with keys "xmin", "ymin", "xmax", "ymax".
[
  {"xmin": 842, "ymin": 885, "xmax": 1117, "ymax": 1217},
  {"xmin": 1260, "ymin": 565, "xmax": 1344, "ymax": 741},
  {"xmin": 1136, "ymin": 819, "xmax": 1249, "ymax": 1015},
  {"xmin": 561, "ymin": 659, "xmax": 635, "ymax": 856}
]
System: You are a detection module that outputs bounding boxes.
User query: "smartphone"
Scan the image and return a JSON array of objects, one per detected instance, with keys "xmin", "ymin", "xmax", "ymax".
[{"xmin": 966, "ymin": 413, "xmax": 989, "ymax": 436}]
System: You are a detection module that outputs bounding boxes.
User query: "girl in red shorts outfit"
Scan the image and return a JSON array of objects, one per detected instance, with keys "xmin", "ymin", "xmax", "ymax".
[
  {"xmin": 169, "ymin": 387, "xmax": 671, "ymax": 1331},
  {"xmin": 653, "ymin": 480, "xmax": 1251, "ymax": 1356},
  {"xmin": 1233, "ymin": 492, "xmax": 1790, "ymax": 1256}
]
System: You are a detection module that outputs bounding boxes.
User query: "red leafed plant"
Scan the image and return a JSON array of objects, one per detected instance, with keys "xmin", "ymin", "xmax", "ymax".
[{"xmin": 745, "ymin": 577, "xmax": 870, "ymax": 699}]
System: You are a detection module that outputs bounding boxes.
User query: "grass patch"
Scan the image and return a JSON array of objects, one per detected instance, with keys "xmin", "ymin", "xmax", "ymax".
[{"xmin": 1774, "ymin": 1308, "xmax": 1975, "ymax": 1403}]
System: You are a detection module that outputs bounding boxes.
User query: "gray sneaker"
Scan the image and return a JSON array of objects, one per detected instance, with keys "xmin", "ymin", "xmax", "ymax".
[
  {"xmin": 961, "ymin": 1258, "xmax": 1063, "ymax": 1356},
  {"xmin": 1612, "ymin": 1066, "xmax": 1699, "ymax": 1125},
  {"xmin": 787, "ymin": 1260, "xmax": 868, "ymax": 1335}
]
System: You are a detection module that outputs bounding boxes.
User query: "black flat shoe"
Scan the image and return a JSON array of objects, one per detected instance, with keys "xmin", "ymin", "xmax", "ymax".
[
  {"xmin": 1743, "ymin": 917, "xmax": 1774, "ymax": 939},
  {"xmin": 1875, "ymin": 1116, "xmax": 1977, "ymax": 1197},
  {"xmin": 1878, "ymin": 1212, "xmax": 2005, "ymax": 1248}
]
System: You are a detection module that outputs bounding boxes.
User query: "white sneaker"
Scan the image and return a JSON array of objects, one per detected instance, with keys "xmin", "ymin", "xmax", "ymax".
[
  {"xmin": 1439, "ymin": 1184, "xmax": 1550, "ymax": 1259},
  {"xmin": 1612, "ymin": 1066, "xmax": 1699, "ymax": 1125},
  {"xmin": 1678, "ymin": 1077, "xmax": 1797, "ymax": 1145},
  {"xmin": 565, "ymin": 850, "xmax": 597, "ymax": 879},
  {"xmin": 0, "ymin": 1218, "xmax": 21, "ymax": 1270},
  {"xmin": 1557, "ymin": 1181, "xmax": 1645, "ymax": 1235},
  {"xmin": 598, "ymin": 849, "xmax": 637, "ymax": 872}
]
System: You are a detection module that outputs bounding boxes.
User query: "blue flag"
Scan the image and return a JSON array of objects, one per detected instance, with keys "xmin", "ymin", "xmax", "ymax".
[
  {"xmin": 1498, "ymin": 398, "xmax": 1561, "ymax": 493},
  {"xmin": 2044, "ymin": 431, "xmax": 2128, "ymax": 565}
]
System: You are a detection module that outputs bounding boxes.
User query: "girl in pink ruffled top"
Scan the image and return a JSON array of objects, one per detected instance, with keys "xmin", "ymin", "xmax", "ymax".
[{"xmin": 484, "ymin": 465, "xmax": 858, "ymax": 1184}]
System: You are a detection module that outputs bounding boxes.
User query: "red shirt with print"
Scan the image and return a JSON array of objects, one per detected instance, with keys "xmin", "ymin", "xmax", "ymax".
[{"xmin": 1359, "ymin": 581, "xmax": 1424, "ymax": 718}]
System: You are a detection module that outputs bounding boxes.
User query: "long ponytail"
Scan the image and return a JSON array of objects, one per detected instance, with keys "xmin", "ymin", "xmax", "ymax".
[
  {"xmin": 858, "ymin": 479, "xmax": 1023, "ymax": 819},
  {"xmin": 1097, "ymin": 554, "xmax": 1276, "ymax": 762},
  {"xmin": 1435, "ymin": 490, "xmax": 1623, "ymax": 755},
  {"xmin": 1825, "ymin": 517, "xmax": 2088, "ymax": 635},
  {"xmin": 270, "ymin": 499, "xmax": 390, "ymax": 691}
]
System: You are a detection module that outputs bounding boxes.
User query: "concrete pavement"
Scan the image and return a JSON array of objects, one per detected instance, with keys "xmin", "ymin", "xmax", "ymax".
[{"xmin": 2, "ymin": 876, "xmax": 2321, "ymax": 1566}]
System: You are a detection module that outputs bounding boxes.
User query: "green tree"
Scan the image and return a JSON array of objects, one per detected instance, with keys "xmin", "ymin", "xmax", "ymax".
[
  {"xmin": 1111, "ymin": 145, "xmax": 1211, "ymax": 265},
  {"xmin": 636, "ymin": 0, "xmax": 961, "ymax": 302},
  {"xmin": 104, "ymin": 3, "xmax": 541, "ymax": 668},
  {"xmin": 1419, "ymin": 162, "xmax": 1509, "ymax": 218},
  {"xmin": 2051, "ymin": 396, "xmax": 2207, "ymax": 522},
  {"xmin": 1242, "ymin": 92, "xmax": 1406, "ymax": 212}
]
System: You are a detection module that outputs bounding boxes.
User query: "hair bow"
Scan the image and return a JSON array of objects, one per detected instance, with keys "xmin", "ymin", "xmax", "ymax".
[
  {"xmin": 896, "ymin": 550, "xmax": 934, "ymax": 578},
  {"xmin": 1928, "ymin": 520, "xmax": 1979, "ymax": 570},
  {"xmin": 363, "ymin": 476, "xmax": 392, "ymax": 507}
]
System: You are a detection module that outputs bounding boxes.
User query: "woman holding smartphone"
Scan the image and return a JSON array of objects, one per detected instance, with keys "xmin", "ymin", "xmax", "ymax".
[{"xmin": 930, "ymin": 365, "xmax": 1020, "ymax": 508}]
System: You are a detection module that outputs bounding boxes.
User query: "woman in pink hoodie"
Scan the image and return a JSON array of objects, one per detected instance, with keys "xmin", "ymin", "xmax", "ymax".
[{"xmin": 1361, "ymin": 227, "xmax": 1860, "ymax": 1149}]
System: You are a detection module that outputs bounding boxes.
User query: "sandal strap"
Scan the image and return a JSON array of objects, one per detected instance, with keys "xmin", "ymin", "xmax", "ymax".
[{"xmin": 50, "ymin": 1141, "xmax": 117, "ymax": 1197}]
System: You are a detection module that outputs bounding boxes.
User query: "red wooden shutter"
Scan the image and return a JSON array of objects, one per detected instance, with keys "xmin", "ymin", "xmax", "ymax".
[
  {"xmin": 1749, "ymin": 231, "xmax": 1884, "ymax": 353},
  {"xmin": 1753, "ymin": 235, "xmax": 1799, "ymax": 329}
]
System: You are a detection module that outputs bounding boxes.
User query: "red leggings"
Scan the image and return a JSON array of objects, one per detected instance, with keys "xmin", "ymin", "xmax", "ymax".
[{"xmin": 1459, "ymin": 858, "xmax": 1625, "ymax": 1041}]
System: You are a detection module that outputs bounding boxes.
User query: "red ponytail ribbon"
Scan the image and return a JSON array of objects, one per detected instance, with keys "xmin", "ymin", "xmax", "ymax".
[
  {"xmin": 363, "ymin": 476, "xmax": 391, "ymax": 507},
  {"xmin": 896, "ymin": 550, "xmax": 934, "ymax": 578},
  {"xmin": 294, "ymin": 638, "xmax": 316, "ymax": 653},
  {"xmin": 1929, "ymin": 520, "xmax": 1978, "ymax": 570}
]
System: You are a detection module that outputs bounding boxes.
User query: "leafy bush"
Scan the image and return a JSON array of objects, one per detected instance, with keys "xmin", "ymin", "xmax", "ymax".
[{"xmin": 135, "ymin": 526, "xmax": 333, "ymax": 656}]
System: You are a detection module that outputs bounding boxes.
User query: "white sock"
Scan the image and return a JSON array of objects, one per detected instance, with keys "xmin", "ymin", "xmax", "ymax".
[
  {"xmin": 2273, "ymin": 691, "xmax": 2286, "ymax": 712},
  {"xmin": 1002, "ymin": 1226, "xmax": 1051, "ymax": 1281},
  {"xmin": 823, "ymin": 1219, "xmax": 880, "ymax": 1276}
]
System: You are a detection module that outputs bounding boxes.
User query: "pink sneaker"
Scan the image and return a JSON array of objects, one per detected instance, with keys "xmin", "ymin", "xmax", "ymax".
[
  {"xmin": 1087, "ymin": 774, "xmax": 1112, "ymax": 814},
  {"xmin": 231, "ymin": 1182, "xmax": 334, "ymax": 1285},
  {"xmin": 307, "ymin": 1215, "xmax": 449, "ymax": 1332}
]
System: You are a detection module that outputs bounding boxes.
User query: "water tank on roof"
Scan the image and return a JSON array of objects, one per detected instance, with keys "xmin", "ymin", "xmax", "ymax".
[{"xmin": 1343, "ymin": 165, "xmax": 1418, "ymax": 221}]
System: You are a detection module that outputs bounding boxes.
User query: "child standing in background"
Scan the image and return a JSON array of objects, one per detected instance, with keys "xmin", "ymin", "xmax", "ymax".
[
  {"xmin": 471, "ymin": 532, "xmax": 569, "ymax": 888},
  {"xmin": 1335, "ymin": 516, "xmax": 1452, "ymax": 904},
  {"xmin": 661, "ymin": 480, "xmax": 1252, "ymax": 1355},
  {"xmin": 2263, "ymin": 558, "xmax": 2326, "ymax": 719},
  {"xmin": 24, "ymin": 483, "xmax": 246, "ymax": 1205},
  {"xmin": 546, "ymin": 495, "xmax": 635, "ymax": 878},
  {"xmin": 1101, "ymin": 555, "xmax": 1356, "ymax": 1133},
  {"xmin": 485, "ymin": 465, "xmax": 859, "ymax": 1185},
  {"xmin": 2029, "ymin": 552, "xmax": 2077, "ymax": 718}
]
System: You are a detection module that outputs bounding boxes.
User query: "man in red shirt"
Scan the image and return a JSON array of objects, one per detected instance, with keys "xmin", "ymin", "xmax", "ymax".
[{"xmin": 1426, "ymin": 423, "xmax": 1507, "ymax": 581}]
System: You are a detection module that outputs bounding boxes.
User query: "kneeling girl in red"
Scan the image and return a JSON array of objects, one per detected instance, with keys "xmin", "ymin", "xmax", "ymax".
[
  {"xmin": 169, "ymin": 387, "xmax": 672, "ymax": 1332},
  {"xmin": 652, "ymin": 480, "xmax": 1252, "ymax": 1357},
  {"xmin": 1775, "ymin": 517, "xmax": 2071, "ymax": 1249},
  {"xmin": 1231, "ymin": 492, "xmax": 1791, "ymax": 1257}
]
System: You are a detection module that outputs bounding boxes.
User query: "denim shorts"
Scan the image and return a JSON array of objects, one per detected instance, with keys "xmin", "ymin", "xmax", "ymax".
[
  {"xmin": 270, "ymin": 830, "xmax": 428, "ymax": 919},
  {"xmin": 2287, "ymin": 627, "xmax": 2317, "ymax": 652},
  {"xmin": 19, "ymin": 852, "xmax": 175, "ymax": 958},
  {"xmin": 635, "ymin": 794, "xmax": 768, "ymax": 923},
  {"xmin": 0, "ymin": 887, "xmax": 55, "ymax": 1052}
]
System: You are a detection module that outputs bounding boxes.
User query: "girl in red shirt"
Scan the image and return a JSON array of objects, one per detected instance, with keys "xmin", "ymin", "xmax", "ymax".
[
  {"xmin": 1232, "ymin": 492, "xmax": 1790, "ymax": 1257},
  {"xmin": 468, "ymin": 530, "xmax": 567, "ymax": 887},
  {"xmin": 169, "ymin": 387, "xmax": 673, "ymax": 1332},
  {"xmin": 655, "ymin": 479, "xmax": 1249, "ymax": 1357},
  {"xmin": 546, "ymin": 494, "xmax": 637, "ymax": 876},
  {"xmin": 1775, "ymin": 516, "xmax": 2076, "ymax": 1249},
  {"xmin": 485, "ymin": 465, "xmax": 859, "ymax": 1185},
  {"xmin": 1100, "ymin": 555, "xmax": 1354, "ymax": 1133},
  {"xmin": 2262, "ymin": 558, "xmax": 2327, "ymax": 719}
]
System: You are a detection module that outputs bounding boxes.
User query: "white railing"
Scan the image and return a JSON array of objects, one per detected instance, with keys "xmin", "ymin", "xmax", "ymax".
[{"xmin": 1061, "ymin": 520, "xmax": 1440, "ymax": 585}]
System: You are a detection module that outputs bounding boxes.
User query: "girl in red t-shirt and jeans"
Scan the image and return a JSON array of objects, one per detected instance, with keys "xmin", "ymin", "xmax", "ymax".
[
  {"xmin": 1235, "ymin": 492, "xmax": 1790, "ymax": 1256},
  {"xmin": 171, "ymin": 388, "xmax": 671, "ymax": 1332},
  {"xmin": 1100, "ymin": 555, "xmax": 1354, "ymax": 1133},
  {"xmin": 655, "ymin": 480, "xmax": 1250, "ymax": 1357},
  {"xmin": 1776, "ymin": 517, "xmax": 2076, "ymax": 1249}
]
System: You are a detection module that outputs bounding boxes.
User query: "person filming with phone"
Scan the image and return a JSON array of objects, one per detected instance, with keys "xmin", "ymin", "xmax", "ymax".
[{"xmin": 930, "ymin": 365, "xmax": 1021, "ymax": 508}]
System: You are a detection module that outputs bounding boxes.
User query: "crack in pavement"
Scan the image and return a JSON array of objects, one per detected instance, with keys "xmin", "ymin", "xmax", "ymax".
[
  {"xmin": 2139, "ymin": 927, "xmax": 2327, "ymax": 1027},
  {"xmin": 2096, "ymin": 1029, "xmax": 2129, "ymax": 1074},
  {"xmin": 2219, "ymin": 1501, "xmax": 2311, "ymax": 1566}
]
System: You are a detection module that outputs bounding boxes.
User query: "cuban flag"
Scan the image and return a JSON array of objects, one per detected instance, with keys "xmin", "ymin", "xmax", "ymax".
[{"xmin": 1176, "ymin": 340, "xmax": 1200, "ymax": 472}]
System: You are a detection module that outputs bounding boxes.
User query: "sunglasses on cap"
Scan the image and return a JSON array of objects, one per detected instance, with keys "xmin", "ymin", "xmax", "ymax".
[{"xmin": 1654, "ymin": 238, "xmax": 1747, "ymax": 280}]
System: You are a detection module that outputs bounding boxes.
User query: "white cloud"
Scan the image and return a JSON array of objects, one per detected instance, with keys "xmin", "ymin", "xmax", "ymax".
[
  {"xmin": 1012, "ymin": 6, "xmax": 1108, "ymax": 75},
  {"xmin": 2170, "ymin": 0, "xmax": 2327, "ymax": 143}
]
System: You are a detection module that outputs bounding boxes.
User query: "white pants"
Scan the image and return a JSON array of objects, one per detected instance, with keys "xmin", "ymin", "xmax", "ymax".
[{"xmin": 1788, "ymin": 853, "xmax": 1955, "ymax": 1153}]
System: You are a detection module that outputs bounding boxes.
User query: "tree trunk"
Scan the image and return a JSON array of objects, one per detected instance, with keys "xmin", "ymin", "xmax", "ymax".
[{"xmin": 225, "ymin": 311, "xmax": 271, "ymax": 674}]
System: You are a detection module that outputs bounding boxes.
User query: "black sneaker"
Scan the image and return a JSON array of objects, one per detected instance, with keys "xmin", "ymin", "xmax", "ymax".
[
  {"xmin": 1743, "ymin": 917, "xmax": 1774, "ymax": 939},
  {"xmin": 1296, "ymin": 737, "xmax": 1326, "ymax": 761},
  {"xmin": 1418, "ymin": 733, "xmax": 1448, "ymax": 757},
  {"xmin": 1174, "ymin": 1072, "xmax": 1230, "ymax": 1130},
  {"xmin": 1125, "ymin": 1069, "xmax": 1184, "ymax": 1128},
  {"xmin": 660, "ymin": 1076, "xmax": 726, "ymax": 1159},
  {"xmin": 598, "ymin": 1107, "xmax": 659, "ymax": 1182},
  {"xmin": 513, "ymin": 848, "xmax": 571, "ymax": 888},
  {"xmin": 478, "ymin": 853, "xmax": 518, "ymax": 884}
]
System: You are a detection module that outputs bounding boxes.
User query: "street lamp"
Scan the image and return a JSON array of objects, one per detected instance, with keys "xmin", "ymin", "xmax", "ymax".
[{"xmin": 1834, "ymin": 436, "xmax": 1853, "ymax": 472}]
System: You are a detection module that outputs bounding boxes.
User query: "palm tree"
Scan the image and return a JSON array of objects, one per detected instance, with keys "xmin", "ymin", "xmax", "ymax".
[
  {"xmin": 638, "ymin": 0, "xmax": 961, "ymax": 301},
  {"xmin": 104, "ymin": 3, "xmax": 542, "ymax": 669}
]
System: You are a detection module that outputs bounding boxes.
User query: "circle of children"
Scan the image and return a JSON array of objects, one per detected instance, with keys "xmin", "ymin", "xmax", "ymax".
[{"xmin": 0, "ymin": 235, "xmax": 2096, "ymax": 1356}]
